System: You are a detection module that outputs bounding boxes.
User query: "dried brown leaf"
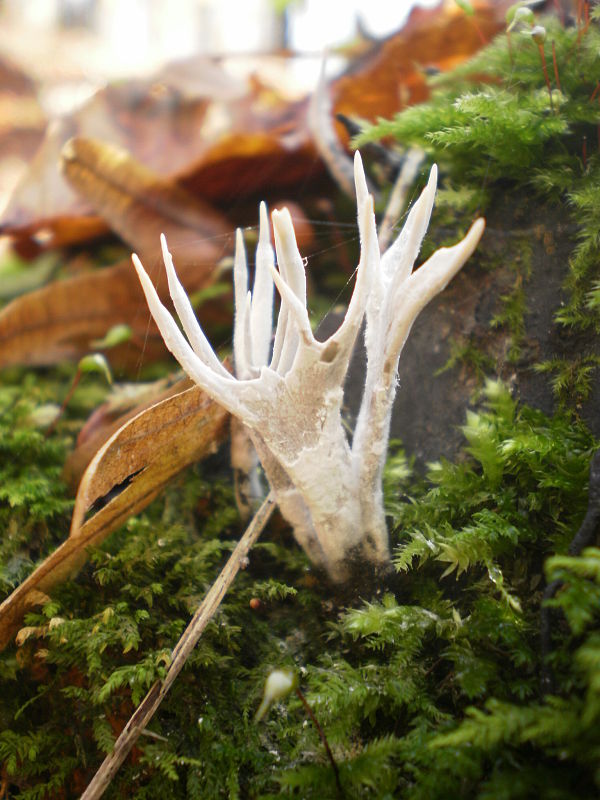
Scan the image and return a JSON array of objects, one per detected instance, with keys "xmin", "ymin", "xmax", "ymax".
[
  {"xmin": 0, "ymin": 258, "xmax": 167, "ymax": 368},
  {"xmin": 0, "ymin": 158, "xmax": 231, "ymax": 370},
  {"xmin": 61, "ymin": 137, "xmax": 230, "ymax": 262},
  {"xmin": 0, "ymin": 385, "xmax": 230, "ymax": 651},
  {"xmin": 63, "ymin": 376, "xmax": 195, "ymax": 490}
]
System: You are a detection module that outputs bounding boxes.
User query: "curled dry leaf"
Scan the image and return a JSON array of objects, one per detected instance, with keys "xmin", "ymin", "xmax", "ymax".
[
  {"xmin": 0, "ymin": 259, "xmax": 168, "ymax": 368},
  {"xmin": 68, "ymin": 386, "xmax": 228, "ymax": 535},
  {"xmin": 0, "ymin": 140, "xmax": 232, "ymax": 369},
  {"xmin": 0, "ymin": 67, "xmax": 316, "ymax": 250},
  {"xmin": 0, "ymin": 384, "xmax": 229, "ymax": 652},
  {"xmin": 61, "ymin": 137, "xmax": 231, "ymax": 262},
  {"xmin": 63, "ymin": 375, "xmax": 195, "ymax": 489}
]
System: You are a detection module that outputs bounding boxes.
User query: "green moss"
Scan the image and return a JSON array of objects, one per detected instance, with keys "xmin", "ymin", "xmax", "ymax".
[
  {"xmin": 436, "ymin": 336, "xmax": 496, "ymax": 382},
  {"xmin": 0, "ymin": 376, "xmax": 71, "ymax": 595},
  {"xmin": 359, "ymin": 13, "xmax": 600, "ymax": 340},
  {"xmin": 534, "ymin": 354, "xmax": 600, "ymax": 407}
]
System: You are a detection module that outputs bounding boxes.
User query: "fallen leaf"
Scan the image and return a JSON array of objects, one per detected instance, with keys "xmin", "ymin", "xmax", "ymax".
[
  {"xmin": 0, "ymin": 258, "xmax": 162, "ymax": 368},
  {"xmin": 63, "ymin": 375, "xmax": 195, "ymax": 490},
  {"xmin": 61, "ymin": 137, "xmax": 231, "ymax": 262},
  {"xmin": 176, "ymin": 124, "xmax": 319, "ymax": 205},
  {"xmin": 330, "ymin": 0, "xmax": 515, "ymax": 143},
  {"xmin": 0, "ymin": 207, "xmax": 231, "ymax": 370},
  {"xmin": 0, "ymin": 67, "xmax": 316, "ymax": 249},
  {"xmin": 0, "ymin": 385, "xmax": 230, "ymax": 651},
  {"xmin": 69, "ymin": 386, "xmax": 229, "ymax": 533}
]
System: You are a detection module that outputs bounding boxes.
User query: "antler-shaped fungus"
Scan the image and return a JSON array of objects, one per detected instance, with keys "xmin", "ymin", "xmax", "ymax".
[{"xmin": 133, "ymin": 152, "xmax": 484, "ymax": 582}]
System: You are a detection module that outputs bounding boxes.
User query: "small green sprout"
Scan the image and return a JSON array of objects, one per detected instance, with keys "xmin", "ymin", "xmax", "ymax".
[
  {"xmin": 454, "ymin": 0, "xmax": 474, "ymax": 16},
  {"xmin": 255, "ymin": 668, "xmax": 343, "ymax": 794},
  {"xmin": 530, "ymin": 24, "xmax": 547, "ymax": 44},
  {"xmin": 90, "ymin": 324, "xmax": 132, "ymax": 350},
  {"xmin": 78, "ymin": 354, "xmax": 113, "ymax": 386}
]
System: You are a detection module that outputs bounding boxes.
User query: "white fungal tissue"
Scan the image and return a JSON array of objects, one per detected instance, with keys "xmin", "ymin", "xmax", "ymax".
[{"xmin": 132, "ymin": 152, "xmax": 485, "ymax": 582}]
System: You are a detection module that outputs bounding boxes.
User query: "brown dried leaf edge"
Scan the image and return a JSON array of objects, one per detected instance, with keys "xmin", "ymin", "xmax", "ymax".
[{"xmin": 0, "ymin": 385, "xmax": 230, "ymax": 651}]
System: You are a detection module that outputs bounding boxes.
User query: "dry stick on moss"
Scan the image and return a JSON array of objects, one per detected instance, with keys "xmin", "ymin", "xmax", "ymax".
[{"xmin": 80, "ymin": 491, "xmax": 276, "ymax": 800}]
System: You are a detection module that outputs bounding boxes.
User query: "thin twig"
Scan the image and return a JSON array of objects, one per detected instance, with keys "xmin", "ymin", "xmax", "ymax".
[
  {"xmin": 378, "ymin": 148, "xmax": 425, "ymax": 253},
  {"xmin": 307, "ymin": 55, "xmax": 355, "ymax": 199},
  {"xmin": 80, "ymin": 492, "xmax": 276, "ymax": 800},
  {"xmin": 295, "ymin": 687, "xmax": 345, "ymax": 798},
  {"xmin": 566, "ymin": 449, "xmax": 600, "ymax": 557}
]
